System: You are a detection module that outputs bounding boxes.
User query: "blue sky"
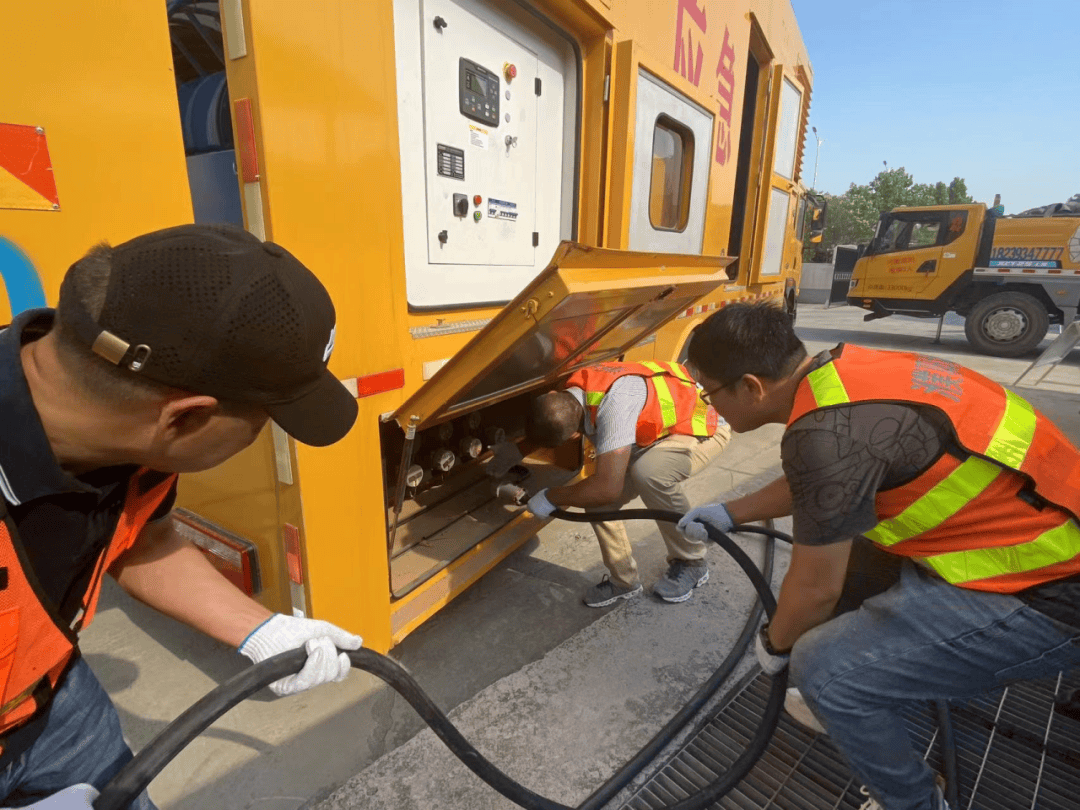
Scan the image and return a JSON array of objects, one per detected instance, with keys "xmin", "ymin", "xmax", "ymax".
[{"xmin": 789, "ymin": 0, "xmax": 1079, "ymax": 214}]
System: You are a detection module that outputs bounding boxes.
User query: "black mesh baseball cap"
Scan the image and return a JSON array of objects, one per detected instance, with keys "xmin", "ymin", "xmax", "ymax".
[{"xmin": 58, "ymin": 223, "xmax": 357, "ymax": 447}]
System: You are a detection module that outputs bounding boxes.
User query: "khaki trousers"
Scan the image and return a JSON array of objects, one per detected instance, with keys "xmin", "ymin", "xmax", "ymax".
[{"xmin": 591, "ymin": 425, "xmax": 732, "ymax": 587}]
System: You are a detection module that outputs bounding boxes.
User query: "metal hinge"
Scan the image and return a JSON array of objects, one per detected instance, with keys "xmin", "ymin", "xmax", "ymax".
[
  {"xmin": 533, "ymin": 232, "xmax": 539, "ymax": 247},
  {"xmin": 535, "ymin": 77, "xmax": 542, "ymax": 96},
  {"xmin": 603, "ymin": 74, "xmax": 610, "ymax": 102}
]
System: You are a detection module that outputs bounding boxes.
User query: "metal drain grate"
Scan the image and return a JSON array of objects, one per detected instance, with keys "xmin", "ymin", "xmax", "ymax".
[{"xmin": 621, "ymin": 668, "xmax": 1080, "ymax": 810}]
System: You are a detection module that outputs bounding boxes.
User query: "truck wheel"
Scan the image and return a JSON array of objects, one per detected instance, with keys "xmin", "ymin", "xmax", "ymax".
[
  {"xmin": 786, "ymin": 289, "xmax": 798, "ymax": 324},
  {"xmin": 963, "ymin": 292, "xmax": 1049, "ymax": 357}
]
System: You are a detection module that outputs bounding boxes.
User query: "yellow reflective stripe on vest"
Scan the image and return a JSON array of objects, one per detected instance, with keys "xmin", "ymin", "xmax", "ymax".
[
  {"xmin": 807, "ymin": 363, "xmax": 850, "ymax": 407},
  {"xmin": 667, "ymin": 364, "xmax": 694, "ymax": 385},
  {"xmin": 865, "ymin": 457, "xmax": 1002, "ymax": 546},
  {"xmin": 924, "ymin": 517, "xmax": 1080, "ymax": 585},
  {"xmin": 691, "ymin": 397, "xmax": 710, "ymax": 435},
  {"xmin": 585, "ymin": 391, "xmax": 605, "ymax": 406},
  {"xmin": 985, "ymin": 390, "xmax": 1035, "ymax": 470},
  {"xmin": 641, "ymin": 361, "xmax": 669, "ymax": 378},
  {"xmin": 650, "ymin": 375, "xmax": 678, "ymax": 433}
]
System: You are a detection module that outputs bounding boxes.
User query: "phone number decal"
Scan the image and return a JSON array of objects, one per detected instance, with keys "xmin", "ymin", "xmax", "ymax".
[{"xmin": 990, "ymin": 246, "xmax": 1063, "ymax": 266}]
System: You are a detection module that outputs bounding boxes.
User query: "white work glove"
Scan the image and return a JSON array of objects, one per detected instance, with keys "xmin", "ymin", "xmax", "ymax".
[
  {"xmin": 676, "ymin": 502, "xmax": 734, "ymax": 543},
  {"xmin": 15, "ymin": 785, "xmax": 99, "ymax": 809},
  {"xmin": 755, "ymin": 624, "xmax": 790, "ymax": 675},
  {"xmin": 239, "ymin": 614, "xmax": 362, "ymax": 697},
  {"xmin": 526, "ymin": 488, "xmax": 557, "ymax": 518}
]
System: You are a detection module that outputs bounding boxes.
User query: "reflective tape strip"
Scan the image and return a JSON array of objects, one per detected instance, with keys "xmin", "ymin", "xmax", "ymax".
[
  {"xmin": 807, "ymin": 363, "xmax": 849, "ymax": 407},
  {"xmin": 650, "ymin": 375, "xmax": 678, "ymax": 433},
  {"xmin": 865, "ymin": 456, "xmax": 1002, "ymax": 547},
  {"xmin": 691, "ymin": 397, "xmax": 710, "ymax": 435},
  {"xmin": 667, "ymin": 364, "xmax": 694, "ymax": 385},
  {"xmin": 925, "ymin": 518, "xmax": 1080, "ymax": 585},
  {"xmin": 641, "ymin": 361, "xmax": 665, "ymax": 376},
  {"xmin": 585, "ymin": 391, "xmax": 605, "ymax": 406},
  {"xmin": 985, "ymin": 390, "xmax": 1035, "ymax": 470}
]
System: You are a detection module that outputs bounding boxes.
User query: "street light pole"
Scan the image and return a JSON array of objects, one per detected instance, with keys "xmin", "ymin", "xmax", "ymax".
[{"xmin": 811, "ymin": 126, "xmax": 824, "ymax": 190}]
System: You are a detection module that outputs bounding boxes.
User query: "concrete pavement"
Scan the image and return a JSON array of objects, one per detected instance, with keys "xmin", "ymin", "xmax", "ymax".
[{"xmin": 79, "ymin": 303, "xmax": 1079, "ymax": 809}]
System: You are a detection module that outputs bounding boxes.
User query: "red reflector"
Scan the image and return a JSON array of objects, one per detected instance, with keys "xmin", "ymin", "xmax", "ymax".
[
  {"xmin": 355, "ymin": 368, "xmax": 405, "ymax": 398},
  {"xmin": 233, "ymin": 98, "xmax": 260, "ymax": 182},
  {"xmin": 283, "ymin": 523, "xmax": 304, "ymax": 585},
  {"xmin": 172, "ymin": 509, "xmax": 260, "ymax": 595}
]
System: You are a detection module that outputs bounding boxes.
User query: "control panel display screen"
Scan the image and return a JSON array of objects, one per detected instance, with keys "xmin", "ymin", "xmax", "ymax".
[
  {"xmin": 465, "ymin": 71, "xmax": 488, "ymax": 97},
  {"xmin": 459, "ymin": 58, "xmax": 500, "ymax": 127}
]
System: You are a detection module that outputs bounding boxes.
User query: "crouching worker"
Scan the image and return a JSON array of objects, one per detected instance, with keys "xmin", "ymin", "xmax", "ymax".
[
  {"xmin": 0, "ymin": 225, "xmax": 363, "ymax": 809},
  {"xmin": 679, "ymin": 302, "xmax": 1080, "ymax": 810},
  {"xmin": 525, "ymin": 361, "xmax": 731, "ymax": 606}
]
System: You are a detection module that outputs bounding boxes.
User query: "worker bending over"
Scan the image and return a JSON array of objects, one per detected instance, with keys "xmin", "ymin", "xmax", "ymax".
[
  {"xmin": 526, "ymin": 361, "xmax": 731, "ymax": 605},
  {"xmin": 0, "ymin": 226, "xmax": 362, "ymax": 809},
  {"xmin": 678, "ymin": 303, "xmax": 1080, "ymax": 810}
]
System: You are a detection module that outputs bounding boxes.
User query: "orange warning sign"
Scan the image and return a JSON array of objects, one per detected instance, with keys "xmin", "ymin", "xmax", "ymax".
[{"xmin": 0, "ymin": 123, "xmax": 60, "ymax": 211}]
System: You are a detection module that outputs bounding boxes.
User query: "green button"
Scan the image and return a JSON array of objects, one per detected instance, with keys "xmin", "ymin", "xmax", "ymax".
[{"xmin": 473, "ymin": 211, "xmax": 482, "ymax": 222}]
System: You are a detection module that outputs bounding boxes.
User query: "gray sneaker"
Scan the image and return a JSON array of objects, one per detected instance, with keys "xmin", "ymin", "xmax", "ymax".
[
  {"xmin": 583, "ymin": 576, "xmax": 643, "ymax": 608},
  {"xmin": 653, "ymin": 560, "xmax": 709, "ymax": 602}
]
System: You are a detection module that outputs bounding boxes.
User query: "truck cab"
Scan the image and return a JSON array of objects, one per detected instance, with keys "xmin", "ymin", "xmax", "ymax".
[{"xmin": 849, "ymin": 202, "xmax": 1080, "ymax": 356}]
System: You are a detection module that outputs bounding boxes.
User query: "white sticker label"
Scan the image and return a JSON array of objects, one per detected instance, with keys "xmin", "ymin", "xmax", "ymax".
[
  {"xmin": 469, "ymin": 125, "xmax": 488, "ymax": 150},
  {"xmin": 487, "ymin": 198, "xmax": 518, "ymax": 222}
]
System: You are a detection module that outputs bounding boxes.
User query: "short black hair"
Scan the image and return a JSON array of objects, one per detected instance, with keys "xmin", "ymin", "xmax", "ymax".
[
  {"xmin": 526, "ymin": 391, "xmax": 583, "ymax": 448},
  {"xmin": 687, "ymin": 302, "xmax": 807, "ymax": 385}
]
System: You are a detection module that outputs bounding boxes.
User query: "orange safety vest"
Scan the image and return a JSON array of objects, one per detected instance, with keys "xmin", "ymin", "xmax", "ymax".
[
  {"xmin": 0, "ymin": 468, "xmax": 176, "ymax": 746},
  {"xmin": 788, "ymin": 345, "xmax": 1080, "ymax": 593},
  {"xmin": 566, "ymin": 361, "xmax": 719, "ymax": 447}
]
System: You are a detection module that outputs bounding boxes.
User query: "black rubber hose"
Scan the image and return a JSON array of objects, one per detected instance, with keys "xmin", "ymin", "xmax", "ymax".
[
  {"xmin": 576, "ymin": 522, "xmax": 775, "ymax": 810},
  {"xmin": 935, "ymin": 700, "xmax": 960, "ymax": 808},
  {"xmin": 96, "ymin": 515, "xmax": 787, "ymax": 810}
]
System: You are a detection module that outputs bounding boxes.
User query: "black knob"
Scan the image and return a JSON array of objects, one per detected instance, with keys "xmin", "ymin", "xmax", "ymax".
[
  {"xmin": 433, "ymin": 16, "xmax": 447, "ymax": 31},
  {"xmin": 438, "ymin": 230, "xmax": 448, "ymax": 244},
  {"xmin": 453, "ymin": 193, "xmax": 469, "ymax": 217}
]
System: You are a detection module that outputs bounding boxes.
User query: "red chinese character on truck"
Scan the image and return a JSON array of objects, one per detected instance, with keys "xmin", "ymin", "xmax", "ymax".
[
  {"xmin": 673, "ymin": 0, "xmax": 707, "ymax": 87},
  {"xmin": 714, "ymin": 25, "xmax": 736, "ymax": 165}
]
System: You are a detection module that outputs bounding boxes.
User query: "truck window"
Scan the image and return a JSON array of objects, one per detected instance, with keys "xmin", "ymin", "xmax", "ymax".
[
  {"xmin": 943, "ymin": 212, "xmax": 968, "ymax": 245},
  {"xmin": 876, "ymin": 215, "xmax": 942, "ymax": 253},
  {"xmin": 649, "ymin": 116, "xmax": 694, "ymax": 231}
]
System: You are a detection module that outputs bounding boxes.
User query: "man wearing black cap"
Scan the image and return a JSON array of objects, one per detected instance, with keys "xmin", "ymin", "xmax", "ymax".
[{"xmin": 0, "ymin": 225, "xmax": 361, "ymax": 809}]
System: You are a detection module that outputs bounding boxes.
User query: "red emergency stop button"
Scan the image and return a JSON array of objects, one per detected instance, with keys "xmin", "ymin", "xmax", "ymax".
[
  {"xmin": 473, "ymin": 194, "xmax": 482, "ymax": 206},
  {"xmin": 504, "ymin": 63, "xmax": 517, "ymax": 81}
]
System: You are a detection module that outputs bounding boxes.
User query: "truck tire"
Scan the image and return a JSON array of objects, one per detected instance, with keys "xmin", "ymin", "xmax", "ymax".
[
  {"xmin": 963, "ymin": 291, "xmax": 1049, "ymax": 357},
  {"xmin": 786, "ymin": 289, "xmax": 798, "ymax": 324}
]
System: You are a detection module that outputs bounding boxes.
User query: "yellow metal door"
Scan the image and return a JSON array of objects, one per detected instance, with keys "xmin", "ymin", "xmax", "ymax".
[{"xmin": 392, "ymin": 241, "xmax": 733, "ymax": 431}]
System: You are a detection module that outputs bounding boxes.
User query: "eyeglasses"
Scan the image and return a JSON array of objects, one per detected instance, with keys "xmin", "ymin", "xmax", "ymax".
[{"xmin": 700, "ymin": 379, "xmax": 737, "ymax": 405}]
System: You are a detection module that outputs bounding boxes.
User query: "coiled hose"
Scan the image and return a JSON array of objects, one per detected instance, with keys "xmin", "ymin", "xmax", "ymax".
[{"xmin": 97, "ymin": 512, "xmax": 787, "ymax": 810}]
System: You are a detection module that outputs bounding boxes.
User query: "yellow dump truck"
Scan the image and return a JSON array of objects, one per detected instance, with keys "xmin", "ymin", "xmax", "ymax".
[
  {"xmin": 2, "ymin": 0, "xmax": 819, "ymax": 652},
  {"xmin": 848, "ymin": 199, "xmax": 1080, "ymax": 356}
]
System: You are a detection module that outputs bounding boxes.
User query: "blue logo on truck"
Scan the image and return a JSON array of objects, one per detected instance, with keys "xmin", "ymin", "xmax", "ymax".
[{"xmin": 0, "ymin": 238, "xmax": 47, "ymax": 316}]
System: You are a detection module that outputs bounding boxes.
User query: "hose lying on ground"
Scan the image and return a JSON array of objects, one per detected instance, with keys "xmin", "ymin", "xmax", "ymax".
[{"xmin": 96, "ymin": 515, "xmax": 787, "ymax": 810}]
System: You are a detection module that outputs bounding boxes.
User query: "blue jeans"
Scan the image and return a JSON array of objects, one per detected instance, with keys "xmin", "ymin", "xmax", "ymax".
[
  {"xmin": 0, "ymin": 658, "xmax": 155, "ymax": 809},
  {"xmin": 790, "ymin": 559, "xmax": 1080, "ymax": 810}
]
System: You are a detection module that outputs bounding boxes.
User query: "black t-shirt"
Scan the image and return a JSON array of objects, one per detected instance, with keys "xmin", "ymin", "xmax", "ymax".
[
  {"xmin": 782, "ymin": 349, "xmax": 1080, "ymax": 632},
  {"xmin": 7, "ymin": 468, "xmax": 176, "ymax": 622}
]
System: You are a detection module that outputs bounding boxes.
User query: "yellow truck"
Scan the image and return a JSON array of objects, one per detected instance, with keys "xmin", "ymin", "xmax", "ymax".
[
  {"xmin": 2, "ymin": 0, "xmax": 819, "ymax": 653},
  {"xmin": 848, "ymin": 199, "xmax": 1080, "ymax": 356}
]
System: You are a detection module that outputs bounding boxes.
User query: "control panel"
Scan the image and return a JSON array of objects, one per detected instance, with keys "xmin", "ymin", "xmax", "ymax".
[{"xmin": 459, "ymin": 58, "xmax": 500, "ymax": 127}]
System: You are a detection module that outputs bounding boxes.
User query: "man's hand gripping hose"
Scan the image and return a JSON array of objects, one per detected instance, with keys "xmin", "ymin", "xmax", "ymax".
[{"xmin": 95, "ymin": 510, "xmax": 788, "ymax": 810}]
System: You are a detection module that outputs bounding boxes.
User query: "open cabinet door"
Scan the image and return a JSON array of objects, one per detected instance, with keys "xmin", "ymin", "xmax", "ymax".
[
  {"xmin": 604, "ymin": 42, "xmax": 717, "ymax": 255},
  {"xmin": 747, "ymin": 64, "xmax": 804, "ymax": 285},
  {"xmin": 392, "ymin": 241, "xmax": 732, "ymax": 431}
]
